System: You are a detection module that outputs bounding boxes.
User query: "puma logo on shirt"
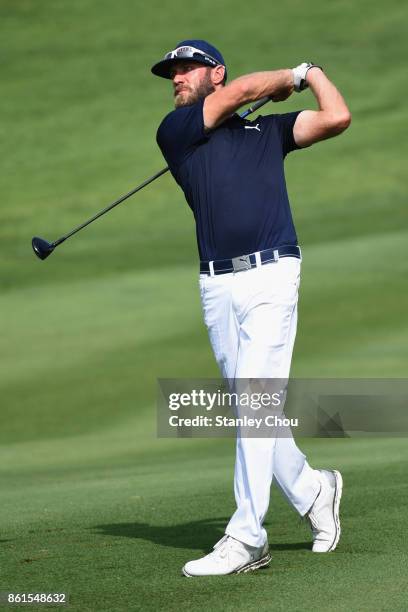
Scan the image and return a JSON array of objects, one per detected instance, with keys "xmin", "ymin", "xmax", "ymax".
[{"xmin": 244, "ymin": 124, "xmax": 261, "ymax": 132}]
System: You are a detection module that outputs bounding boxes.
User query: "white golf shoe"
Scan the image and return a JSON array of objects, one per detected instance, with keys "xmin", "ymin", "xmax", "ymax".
[
  {"xmin": 307, "ymin": 469, "xmax": 343, "ymax": 552},
  {"xmin": 182, "ymin": 535, "xmax": 271, "ymax": 577}
]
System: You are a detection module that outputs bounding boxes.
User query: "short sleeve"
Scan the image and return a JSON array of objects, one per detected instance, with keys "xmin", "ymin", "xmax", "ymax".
[
  {"xmin": 267, "ymin": 110, "xmax": 303, "ymax": 157},
  {"xmin": 156, "ymin": 98, "xmax": 208, "ymax": 170}
]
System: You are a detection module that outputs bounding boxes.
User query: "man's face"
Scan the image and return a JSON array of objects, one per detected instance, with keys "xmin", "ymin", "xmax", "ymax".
[{"xmin": 170, "ymin": 62, "xmax": 215, "ymax": 108}]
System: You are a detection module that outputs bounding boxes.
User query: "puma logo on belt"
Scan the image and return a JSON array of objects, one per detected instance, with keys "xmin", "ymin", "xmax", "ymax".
[{"xmin": 244, "ymin": 123, "xmax": 261, "ymax": 132}]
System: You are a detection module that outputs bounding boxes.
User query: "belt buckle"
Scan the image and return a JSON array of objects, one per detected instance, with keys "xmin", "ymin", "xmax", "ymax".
[{"xmin": 231, "ymin": 254, "xmax": 252, "ymax": 273}]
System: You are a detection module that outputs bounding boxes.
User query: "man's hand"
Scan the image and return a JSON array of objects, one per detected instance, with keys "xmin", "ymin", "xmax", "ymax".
[
  {"xmin": 292, "ymin": 62, "xmax": 323, "ymax": 92},
  {"xmin": 267, "ymin": 69, "xmax": 294, "ymax": 102},
  {"xmin": 269, "ymin": 73, "xmax": 294, "ymax": 102}
]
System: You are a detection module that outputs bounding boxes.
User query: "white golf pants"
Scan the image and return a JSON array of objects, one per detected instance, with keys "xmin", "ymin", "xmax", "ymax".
[{"xmin": 199, "ymin": 256, "xmax": 320, "ymax": 548}]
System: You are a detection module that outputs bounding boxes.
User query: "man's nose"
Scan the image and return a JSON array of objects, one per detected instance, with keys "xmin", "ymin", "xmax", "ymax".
[{"xmin": 172, "ymin": 71, "xmax": 184, "ymax": 85}]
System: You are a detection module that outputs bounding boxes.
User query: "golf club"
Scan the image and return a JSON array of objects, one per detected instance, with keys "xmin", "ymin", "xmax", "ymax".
[{"xmin": 32, "ymin": 96, "xmax": 271, "ymax": 260}]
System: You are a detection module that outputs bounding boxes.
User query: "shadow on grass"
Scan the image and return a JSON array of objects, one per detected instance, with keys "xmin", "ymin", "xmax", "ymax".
[
  {"xmin": 271, "ymin": 542, "xmax": 310, "ymax": 551},
  {"xmin": 91, "ymin": 519, "xmax": 310, "ymax": 553}
]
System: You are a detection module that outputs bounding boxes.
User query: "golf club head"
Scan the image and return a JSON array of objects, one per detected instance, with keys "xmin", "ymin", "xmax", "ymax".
[{"xmin": 32, "ymin": 236, "xmax": 55, "ymax": 260}]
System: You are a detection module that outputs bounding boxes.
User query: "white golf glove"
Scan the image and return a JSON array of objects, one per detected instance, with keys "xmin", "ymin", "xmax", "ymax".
[{"xmin": 292, "ymin": 62, "xmax": 323, "ymax": 92}]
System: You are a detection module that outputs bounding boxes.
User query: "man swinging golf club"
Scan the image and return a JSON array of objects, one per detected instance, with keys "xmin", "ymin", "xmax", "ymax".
[{"xmin": 152, "ymin": 40, "xmax": 351, "ymax": 576}]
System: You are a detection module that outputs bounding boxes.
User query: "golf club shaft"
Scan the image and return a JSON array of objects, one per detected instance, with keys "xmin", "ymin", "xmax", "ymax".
[
  {"xmin": 239, "ymin": 96, "xmax": 270, "ymax": 119},
  {"xmin": 52, "ymin": 96, "xmax": 271, "ymax": 248},
  {"xmin": 53, "ymin": 167, "xmax": 169, "ymax": 247}
]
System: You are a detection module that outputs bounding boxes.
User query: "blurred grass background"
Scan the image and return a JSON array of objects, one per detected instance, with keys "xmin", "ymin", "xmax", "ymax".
[{"xmin": 0, "ymin": 0, "xmax": 407, "ymax": 610}]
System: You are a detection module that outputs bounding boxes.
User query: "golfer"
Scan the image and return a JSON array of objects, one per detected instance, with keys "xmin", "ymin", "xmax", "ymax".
[{"xmin": 152, "ymin": 40, "xmax": 351, "ymax": 576}]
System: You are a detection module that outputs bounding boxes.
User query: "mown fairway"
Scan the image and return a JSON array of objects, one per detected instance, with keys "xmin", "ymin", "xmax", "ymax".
[{"xmin": 1, "ymin": 0, "xmax": 407, "ymax": 610}]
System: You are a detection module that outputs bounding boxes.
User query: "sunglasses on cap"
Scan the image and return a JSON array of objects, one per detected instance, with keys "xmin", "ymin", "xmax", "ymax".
[{"xmin": 164, "ymin": 46, "xmax": 221, "ymax": 68}]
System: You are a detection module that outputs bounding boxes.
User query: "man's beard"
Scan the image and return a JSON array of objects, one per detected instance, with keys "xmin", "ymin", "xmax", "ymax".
[{"xmin": 174, "ymin": 73, "xmax": 215, "ymax": 108}]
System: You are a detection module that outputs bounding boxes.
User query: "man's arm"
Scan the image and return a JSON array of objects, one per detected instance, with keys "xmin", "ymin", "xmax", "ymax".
[
  {"xmin": 293, "ymin": 68, "xmax": 351, "ymax": 147},
  {"xmin": 203, "ymin": 70, "xmax": 294, "ymax": 130}
]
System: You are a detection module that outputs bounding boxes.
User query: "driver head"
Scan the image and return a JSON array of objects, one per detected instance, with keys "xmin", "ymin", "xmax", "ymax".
[{"xmin": 32, "ymin": 236, "xmax": 55, "ymax": 260}]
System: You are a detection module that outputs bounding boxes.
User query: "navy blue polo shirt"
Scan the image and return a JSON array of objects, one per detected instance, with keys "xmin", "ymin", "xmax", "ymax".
[{"xmin": 156, "ymin": 97, "xmax": 302, "ymax": 261}]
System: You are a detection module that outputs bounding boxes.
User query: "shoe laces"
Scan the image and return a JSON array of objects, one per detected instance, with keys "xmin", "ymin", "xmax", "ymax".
[
  {"xmin": 307, "ymin": 512, "xmax": 319, "ymax": 535},
  {"xmin": 213, "ymin": 536, "xmax": 245, "ymax": 561}
]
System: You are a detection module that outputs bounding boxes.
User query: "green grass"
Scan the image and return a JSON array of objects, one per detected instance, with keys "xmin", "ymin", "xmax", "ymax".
[
  {"xmin": 1, "ymin": 438, "xmax": 408, "ymax": 611},
  {"xmin": 1, "ymin": 0, "xmax": 407, "ymax": 609}
]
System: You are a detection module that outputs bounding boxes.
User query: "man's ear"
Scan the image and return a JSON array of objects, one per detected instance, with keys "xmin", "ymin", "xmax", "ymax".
[{"xmin": 212, "ymin": 64, "xmax": 226, "ymax": 86}]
